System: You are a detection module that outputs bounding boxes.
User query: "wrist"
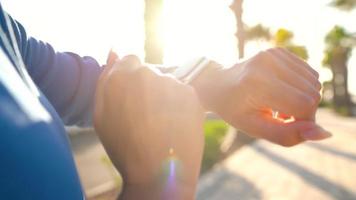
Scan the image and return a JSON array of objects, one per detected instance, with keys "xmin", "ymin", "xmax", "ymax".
[{"xmin": 189, "ymin": 61, "xmax": 227, "ymax": 112}]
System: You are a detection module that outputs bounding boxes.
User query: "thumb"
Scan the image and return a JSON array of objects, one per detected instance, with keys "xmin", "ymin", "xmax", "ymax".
[{"xmin": 237, "ymin": 113, "xmax": 331, "ymax": 147}]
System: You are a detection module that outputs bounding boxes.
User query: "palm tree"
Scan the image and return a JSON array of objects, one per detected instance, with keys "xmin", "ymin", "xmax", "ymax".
[
  {"xmin": 144, "ymin": 0, "xmax": 164, "ymax": 64},
  {"xmin": 245, "ymin": 25, "xmax": 309, "ymax": 60},
  {"xmin": 245, "ymin": 24, "xmax": 271, "ymax": 41},
  {"xmin": 273, "ymin": 29, "xmax": 309, "ymax": 60},
  {"xmin": 326, "ymin": 0, "xmax": 356, "ymax": 114},
  {"xmin": 230, "ymin": 0, "xmax": 245, "ymax": 59},
  {"xmin": 330, "ymin": 0, "xmax": 356, "ymax": 11},
  {"xmin": 322, "ymin": 26, "xmax": 355, "ymax": 113},
  {"xmin": 221, "ymin": 0, "xmax": 248, "ymax": 158}
]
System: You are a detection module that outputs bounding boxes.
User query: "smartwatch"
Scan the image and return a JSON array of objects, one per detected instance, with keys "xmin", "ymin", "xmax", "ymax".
[{"xmin": 172, "ymin": 57, "xmax": 211, "ymax": 84}]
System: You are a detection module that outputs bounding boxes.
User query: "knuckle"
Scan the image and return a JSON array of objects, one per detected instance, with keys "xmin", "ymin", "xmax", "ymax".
[
  {"xmin": 276, "ymin": 47, "xmax": 286, "ymax": 52},
  {"xmin": 266, "ymin": 47, "xmax": 277, "ymax": 53},
  {"xmin": 267, "ymin": 47, "xmax": 281, "ymax": 54},
  {"xmin": 112, "ymin": 56, "xmax": 140, "ymax": 72},
  {"xmin": 315, "ymin": 80, "xmax": 322, "ymax": 91},
  {"xmin": 314, "ymin": 71, "xmax": 320, "ymax": 79},
  {"xmin": 299, "ymin": 94, "xmax": 314, "ymax": 108},
  {"xmin": 293, "ymin": 94, "xmax": 315, "ymax": 117},
  {"xmin": 106, "ymin": 70, "xmax": 125, "ymax": 85},
  {"xmin": 265, "ymin": 48, "xmax": 274, "ymax": 53},
  {"xmin": 239, "ymin": 70, "xmax": 266, "ymax": 90},
  {"xmin": 254, "ymin": 69, "xmax": 271, "ymax": 85},
  {"xmin": 237, "ymin": 72, "xmax": 252, "ymax": 88},
  {"xmin": 250, "ymin": 51, "xmax": 274, "ymax": 70},
  {"xmin": 134, "ymin": 68, "xmax": 157, "ymax": 88},
  {"xmin": 308, "ymin": 97, "xmax": 318, "ymax": 109},
  {"xmin": 122, "ymin": 54, "xmax": 141, "ymax": 64},
  {"xmin": 104, "ymin": 70, "xmax": 128, "ymax": 94},
  {"xmin": 136, "ymin": 66, "xmax": 153, "ymax": 78},
  {"xmin": 255, "ymin": 51, "xmax": 267, "ymax": 60},
  {"xmin": 314, "ymin": 92, "xmax": 322, "ymax": 104},
  {"xmin": 308, "ymin": 88, "xmax": 321, "ymax": 104},
  {"xmin": 118, "ymin": 55, "xmax": 142, "ymax": 71}
]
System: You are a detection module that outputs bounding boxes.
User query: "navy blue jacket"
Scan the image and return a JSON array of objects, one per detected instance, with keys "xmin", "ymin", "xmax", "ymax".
[{"xmin": 0, "ymin": 3, "xmax": 102, "ymax": 199}]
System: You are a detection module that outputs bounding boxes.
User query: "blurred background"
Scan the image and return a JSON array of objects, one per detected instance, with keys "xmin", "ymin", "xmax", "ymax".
[{"xmin": 2, "ymin": 0, "xmax": 356, "ymax": 199}]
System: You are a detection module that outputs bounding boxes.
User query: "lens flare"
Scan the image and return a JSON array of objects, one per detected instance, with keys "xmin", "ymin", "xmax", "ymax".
[
  {"xmin": 161, "ymin": 148, "xmax": 182, "ymax": 200},
  {"xmin": 272, "ymin": 110, "xmax": 295, "ymax": 123},
  {"xmin": 272, "ymin": 110, "xmax": 279, "ymax": 119}
]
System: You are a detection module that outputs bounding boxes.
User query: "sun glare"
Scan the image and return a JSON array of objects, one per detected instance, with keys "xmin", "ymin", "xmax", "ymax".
[
  {"xmin": 2, "ymin": 0, "xmax": 356, "ymax": 94},
  {"xmin": 162, "ymin": 0, "xmax": 238, "ymax": 66}
]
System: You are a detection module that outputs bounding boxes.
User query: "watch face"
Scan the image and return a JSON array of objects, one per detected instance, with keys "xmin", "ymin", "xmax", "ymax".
[{"xmin": 173, "ymin": 57, "xmax": 207, "ymax": 80}]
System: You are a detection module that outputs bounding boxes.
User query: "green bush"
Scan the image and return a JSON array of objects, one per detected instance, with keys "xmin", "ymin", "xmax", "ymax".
[
  {"xmin": 334, "ymin": 105, "xmax": 352, "ymax": 116},
  {"xmin": 201, "ymin": 120, "xmax": 228, "ymax": 173}
]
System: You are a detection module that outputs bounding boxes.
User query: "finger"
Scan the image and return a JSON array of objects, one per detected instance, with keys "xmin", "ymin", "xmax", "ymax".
[
  {"xmin": 236, "ymin": 113, "xmax": 331, "ymax": 147},
  {"xmin": 280, "ymin": 48, "xmax": 319, "ymax": 78},
  {"xmin": 101, "ymin": 50, "xmax": 119, "ymax": 82},
  {"xmin": 106, "ymin": 49, "xmax": 119, "ymax": 67},
  {"xmin": 270, "ymin": 48, "xmax": 319, "ymax": 84},
  {"xmin": 97, "ymin": 50, "xmax": 119, "ymax": 102},
  {"xmin": 257, "ymin": 77, "xmax": 317, "ymax": 120},
  {"xmin": 266, "ymin": 52, "xmax": 321, "ymax": 103},
  {"xmin": 95, "ymin": 50, "xmax": 119, "ymax": 124},
  {"xmin": 270, "ymin": 48, "xmax": 321, "ymax": 90}
]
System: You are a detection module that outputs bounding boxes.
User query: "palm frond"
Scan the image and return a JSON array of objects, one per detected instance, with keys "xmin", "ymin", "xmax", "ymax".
[{"xmin": 330, "ymin": 0, "xmax": 356, "ymax": 11}]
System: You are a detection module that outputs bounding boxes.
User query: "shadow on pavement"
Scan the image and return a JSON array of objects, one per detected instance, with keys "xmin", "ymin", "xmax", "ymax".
[
  {"xmin": 253, "ymin": 144, "xmax": 356, "ymax": 200},
  {"xmin": 306, "ymin": 143, "xmax": 356, "ymax": 162},
  {"xmin": 197, "ymin": 168, "xmax": 261, "ymax": 200},
  {"xmin": 69, "ymin": 128, "xmax": 100, "ymax": 153}
]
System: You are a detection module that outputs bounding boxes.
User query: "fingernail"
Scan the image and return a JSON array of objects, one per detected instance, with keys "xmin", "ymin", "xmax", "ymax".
[
  {"xmin": 302, "ymin": 127, "xmax": 332, "ymax": 141},
  {"xmin": 107, "ymin": 49, "xmax": 119, "ymax": 66}
]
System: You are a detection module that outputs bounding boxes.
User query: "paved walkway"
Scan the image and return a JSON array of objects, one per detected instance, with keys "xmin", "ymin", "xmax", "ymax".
[
  {"xmin": 69, "ymin": 108, "xmax": 356, "ymax": 199},
  {"xmin": 69, "ymin": 128, "xmax": 121, "ymax": 199},
  {"xmin": 197, "ymin": 109, "xmax": 356, "ymax": 200}
]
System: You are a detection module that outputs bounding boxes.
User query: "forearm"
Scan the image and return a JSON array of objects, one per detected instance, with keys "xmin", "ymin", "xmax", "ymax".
[
  {"xmin": 29, "ymin": 48, "xmax": 103, "ymax": 126},
  {"xmin": 5, "ymin": 12, "xmax": 103, "ymax": 126}
]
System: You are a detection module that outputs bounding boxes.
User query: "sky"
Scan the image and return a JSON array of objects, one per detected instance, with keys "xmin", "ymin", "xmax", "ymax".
[{"xmin": 2, "ymin": 0, "xmax": 356, "ymax": 94}]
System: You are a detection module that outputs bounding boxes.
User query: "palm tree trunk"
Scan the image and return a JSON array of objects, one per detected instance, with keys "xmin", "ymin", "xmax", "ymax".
[
  {"xmin": 230, "ymin": 0, "xmax": 245, "ymax": 59},
  {"xmin": 331, "ymin": 47, "xmax": 352, "ymax": 114},
  {"xmin": 220, "ymin": 0, "xmax": 256, "ymax": 159},
  {"xmin": 144, "ymin": 0, "xmax": 164, "ymax": 64}
]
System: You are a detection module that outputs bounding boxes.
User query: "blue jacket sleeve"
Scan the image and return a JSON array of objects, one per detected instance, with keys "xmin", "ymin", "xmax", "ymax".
[{"xmin": 7, "ymin": 14, "xmax": 103, "ymax": 127}]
